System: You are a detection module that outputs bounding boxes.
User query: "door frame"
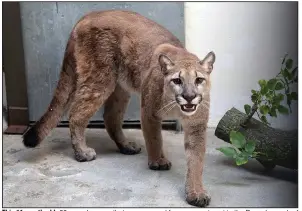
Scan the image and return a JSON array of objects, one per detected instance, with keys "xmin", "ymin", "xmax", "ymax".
[{"xmin": 3, "ymin": 2, "xmax": 30, "ymax": 134}]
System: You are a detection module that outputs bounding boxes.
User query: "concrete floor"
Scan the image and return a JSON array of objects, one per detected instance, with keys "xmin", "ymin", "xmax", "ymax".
[{"xmin": 3, "ymin": 128, "xmax": 298, "ymax": 207}]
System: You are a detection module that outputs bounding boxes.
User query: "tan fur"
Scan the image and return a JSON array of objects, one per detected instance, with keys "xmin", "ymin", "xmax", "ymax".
[{"xmin": 23, "ymin": 10, "xmax": 216, "ymax": 207}]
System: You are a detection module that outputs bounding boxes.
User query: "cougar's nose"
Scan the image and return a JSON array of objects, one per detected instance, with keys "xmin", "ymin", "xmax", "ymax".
[{"xmin": 182, "ymin": 93, "xmax": 196, "ymax": 103}]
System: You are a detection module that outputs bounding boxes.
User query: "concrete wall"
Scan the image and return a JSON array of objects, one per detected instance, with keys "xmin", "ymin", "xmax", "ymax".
[
  {"xmin": 20, "ymin": 2, "xmax": 184, "ymax": 122},
  {"xmin": 185, "ymin": 2, "xmax": 298, "ymax": 130}
]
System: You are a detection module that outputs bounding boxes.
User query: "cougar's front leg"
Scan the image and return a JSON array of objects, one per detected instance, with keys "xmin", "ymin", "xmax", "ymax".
[
  {"xmin": 183, "ymin": 123, "xmax": 210, "ymax": 207},
  {"xmin": 141, "ymin": 108, "xmax": 171, "ymax": 171}
]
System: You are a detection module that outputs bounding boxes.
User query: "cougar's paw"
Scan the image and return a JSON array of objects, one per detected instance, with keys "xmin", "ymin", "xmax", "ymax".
[
  {"xmin": 74, "ymin": 147, "xmax": 97, "ymax": 162},
  {"xmin": 119, "ymin": 141, "xmax": 141, "ymax": 155},
  {"xmin": 148, "ymin": 157, "xmax": 172, "ymax": 170},
  {"xmin": 186, "ymin": 191, "xmax": 211, "ymax": 207}
]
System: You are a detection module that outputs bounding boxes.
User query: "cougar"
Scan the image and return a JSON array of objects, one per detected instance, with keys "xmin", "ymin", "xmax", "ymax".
[{"xmin": 23, "ymin": 10, "xmax": 216, "ymax": 207}]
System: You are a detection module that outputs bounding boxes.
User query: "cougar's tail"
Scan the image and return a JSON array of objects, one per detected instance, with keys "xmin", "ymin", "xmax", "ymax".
[{"xmin": 23, "ymin": 54, "xmax": 76, "ymax": 148}]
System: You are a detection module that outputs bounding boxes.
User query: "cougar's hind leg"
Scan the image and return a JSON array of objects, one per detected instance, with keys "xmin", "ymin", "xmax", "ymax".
[
  {"xmin": 70, "ymin": 24, "xmax": 124, "ymax": 161},
  {"xmin": 103, "ymin": 84, "xmax": 141, "ymax": 155},
  {"xmin": 69, "ymin": 66, "xmax": 116, "ymax": 162}
]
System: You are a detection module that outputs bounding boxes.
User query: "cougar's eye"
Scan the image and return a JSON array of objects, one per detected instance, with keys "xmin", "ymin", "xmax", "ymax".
[
  {"xmin": 171, "ymin": 78, "xmax": 182, "ymax": 85},
  {"xmin": 195, "ymin": 77, "xmax": 205, "ymax": 85}
]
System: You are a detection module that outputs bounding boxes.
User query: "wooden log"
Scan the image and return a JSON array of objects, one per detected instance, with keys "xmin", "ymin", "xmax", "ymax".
[{"xmin": 214, "ymin": 107, "xmax": 298, "ymax": 170}]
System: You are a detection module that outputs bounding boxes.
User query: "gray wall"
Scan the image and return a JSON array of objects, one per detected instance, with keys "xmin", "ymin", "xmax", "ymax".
[
  {"xmin": 185, "ymin": 2, "xmax": 298, "ymax": 129},
  {"xmin": 20, "ymin": 2, "xmax": 184, "ymax": 121}
]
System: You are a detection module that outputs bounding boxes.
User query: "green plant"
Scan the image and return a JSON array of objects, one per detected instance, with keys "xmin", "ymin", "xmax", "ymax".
[
  {"xmin": 242, "ymin": 54, "xmax": 298, "ymax": 126},
  {"xmin": 217, "ymin": 54, "xmax": 297, "ymax": 166},
  {"xmin": 217, "ymin": 130, "xmax": 270, "ymax": 166}
]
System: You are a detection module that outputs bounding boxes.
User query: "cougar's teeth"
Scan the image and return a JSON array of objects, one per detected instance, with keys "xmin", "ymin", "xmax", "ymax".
[
  {"xmin": 181, "ymin": 104, "xmax": 196, "ymax": 112},
  {"xmin": 184, "ymin": 105, "xmax": 194, "ymax": 109}
]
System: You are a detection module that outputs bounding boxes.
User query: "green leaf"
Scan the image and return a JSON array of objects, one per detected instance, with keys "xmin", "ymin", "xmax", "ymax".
[
  {"xmin": 260, "ymin": 105, "xmax": 269, "ymax": 115},
  {"xmin": 288, "ymin": 72, "xmax": 294, "ymax": 80},
  {"xmin": 230, "ymin": 131, "xmax": 246, "ymax": 149},
  {"xmin": 251, "ymin": 94, "xmax": 258, "ymax": 103},
  {"xmin": 273, "ymin": 93, "xmax": 284, "ymax": 105},
  {"xmin": 268, "ymin": 107, "xmax": 277, "ymax": 117},
  {"xmin": 258, "ymin": 80, "xmax": 266, "ymax": 88},
  {"xmin": 216, "ymin": 147, "xmax": 238, "ymax": 158},
  {"xmin": 278, "ymin": 105, "xmax": 289, "ymax": 114},
  {"xmin": 245, "ymin": 141, "xmax": 256, "ymax": 154},
  {"xmin": 265, "ymin": 90, "xmax": 274, "ymax": 98},
  {"xmin": 285, "ymin": 58, "xmax": 293, "ymax": 69},
  {"xmin": 291, "ymin": 92, "xmax": 298, "ymax": 100},
  {"xmin": 275, "ymin": 82, "xmax": 284, "ymax": 90},
  {"xmin": 260, "ymin": 86, "xmax": 268, "ymax": 95},
  {"xmin": 244, "ymin": 104, "xmax": 251, "ymax": 115},
  {"xmin": 251, "ymin": 89, "xmax": 257, "ymax": 94},
  {"xmin": 260, "ymin": 115, "xmax": 268, "ymax": 124},
  {"xmin": 286, "ymin": 93, "xmax": 292, "ymax": 101},
  {"xmin": 235, "ymin": 153, "xmax": 249, "ymax": 165},
  {"xmin": 283, "ymin": 69, "xmax": 290, "ymax": 79},
  {"xmin": 241, "ymin": 150, "xmax": 251, "ymax": 157},
  {"xmin": 267, "ymin": 79, "xmax": 277, "ymax": 90},
  {"xmin": 275, "ymin": 93, "xmax": 284, "ymax": 102}
]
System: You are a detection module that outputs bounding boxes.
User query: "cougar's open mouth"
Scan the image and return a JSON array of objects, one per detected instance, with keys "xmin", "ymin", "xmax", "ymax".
[{"xmin": 180, "ymin": 104, "xmax": 197, "ymax": 112}]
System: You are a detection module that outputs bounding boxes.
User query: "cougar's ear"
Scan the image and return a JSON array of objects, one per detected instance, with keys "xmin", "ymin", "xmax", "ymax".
[
  {"xmin": 159, "ymin": 54, "xmax": 174, "ymax": 75},
  {"xmin": 200, "ymin": 51, "xmax": 216, "ymax": 73}
]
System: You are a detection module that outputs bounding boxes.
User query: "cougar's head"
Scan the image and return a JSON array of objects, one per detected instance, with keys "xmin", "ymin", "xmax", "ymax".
[{"xmin": 159, "ymin": 51, "xmax": 215, "ymax": 116}]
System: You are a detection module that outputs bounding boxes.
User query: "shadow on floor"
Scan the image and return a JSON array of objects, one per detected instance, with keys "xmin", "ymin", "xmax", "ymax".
[{"xmin": 218, "ymin": 158, "xmax": 298, "ymax": 184}]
